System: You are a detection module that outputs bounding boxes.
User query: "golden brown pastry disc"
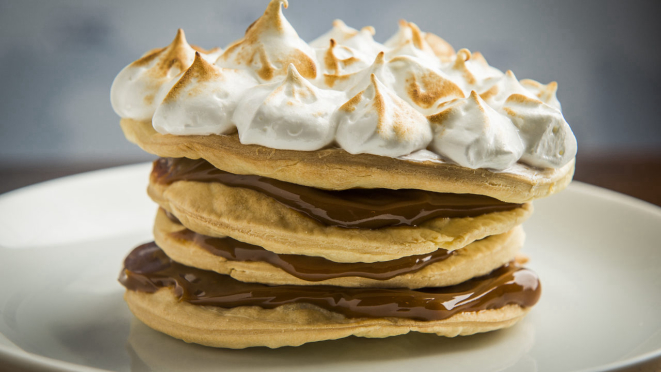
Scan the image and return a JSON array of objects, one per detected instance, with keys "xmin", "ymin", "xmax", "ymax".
[
  {"xmin": 121, "ymin": 118, "xmax": 574, "ymax": 203},
  {"xmin": 124, "ymin": 288, "xmax": 531, "ymax": 349}
]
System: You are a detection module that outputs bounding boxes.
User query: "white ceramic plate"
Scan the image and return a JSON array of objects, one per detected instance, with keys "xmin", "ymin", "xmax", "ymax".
[{"xmin": 0, "ymin": 164, "xmax": 660, "ymax": 372}]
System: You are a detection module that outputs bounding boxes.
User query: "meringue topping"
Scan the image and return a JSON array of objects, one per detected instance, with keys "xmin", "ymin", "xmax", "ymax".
[
  {"xmin": 423, "ymin": 32, "xmax": 456, "ymax": 62},
  {"xmin": 317, "ymin": 39, "xmax": 370, "ymax": 76},
  {"xmin": 428, "ymin": 91, "xmax": 524, "ymax": 170},
  {"xmin": 339, "ymin": 26, "xmax": 386, "ymax": 60},
  {"xmin": 233, "ymin": 64, "xmax": 345, "ymax": 151},
  {"xmin": 309, "ymin": 19, "xmax": 358, "ymax": 48},
  {"xmin": 385, "ymin": 21, "xmax": 439, "ymax": 67},
  {"xmin": 111, "ymin": 29, "xmax": 197, "ymax": 121},
  {"xmin": 502, "ymin": 94, "xmax": 577, "ymax": 168},
  {"xmin": 480, "ymin": 70, "xmax": 539, "ymax": 109},
  {"xmin": 217, "ymin": 0, "xmax": 317, "ymax": 82},
  {"xmin": 152, "ymin": 53, "xmax": 258, "ymax": 135},
  {"xmin": 442, "ymin": 49, "xmax": 503, "ymax": 94},
  {"xmin": 334, "ymin": 74, "xmax": 432, "ymax": 157},
  {"xmin": 520, "ymin": 79, "xmax": 562, "ymax": 110},
  {"xmin": 111, "ymin": 0, "xmax": 577, "ymax": 170},
  {"xmin": 388, "ymin": 55, "xmax": 465, "ymax": 114}
]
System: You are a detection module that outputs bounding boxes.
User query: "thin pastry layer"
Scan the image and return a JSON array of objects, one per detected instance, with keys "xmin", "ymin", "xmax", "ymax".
[
  {"xmin": 121, "ymin": 118, "xmax": 574, "ymax": 203},
  {"xmin": 124, "ymin": 288, "xmax": 530, "ymax": 349},
  {"xmin": 153, "ymin": 207, "xmax": 525, "ymax": 288},
  {"xmin": 147, "ymin": 177, "xmax": 532, "ymax": 262}
]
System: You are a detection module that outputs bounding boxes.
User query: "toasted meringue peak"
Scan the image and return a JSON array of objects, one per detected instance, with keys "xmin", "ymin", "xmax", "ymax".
[
  {"xmin": 385, "ymin": 21, "xmax": 438, "ymax": 67},
  {"xmin": 317, "ymin": 39, "xmax": 370, "ymax": 76},
  {"xmin": 480, "ymin": 70, "xmax": 540, "ymax": 109},
  {"xmin": 153, "ymin": 53, "xmax": 258, "ymax": 136},
  {"xmin": 443, "ymin": 48, "xmax": 503, "ymax": 94},
  {"xmin": 233, "ymin": 64, "xmax": 345, "ymax": 151},
  {"xmin": 502, "ymin": 93, "xmax": 576, "ymax": 168},
  {"xmin": 520, "ymin": 79, "xmax": 561, "ymax": 110},
  {"xmin": 192, "ymin": 45, "xmax": 224, "ymax": 63},
  {"xmin": 388, "ymin": 55, "xmax": 465, "ymax": 114},
  {"xmin": 428, "ymin": 91, "xmax": 524, "ymax": 170},
  {"xmin": 423, "ymin": 32, "xmax": 456, "ymax": 62},
  {"xmin": 339, "ymin": 26, "xmax": 386, "ymax": 60},
  {"xmin": 217, "ymin": 0, "xmax": 317, "ymax": 82},
  {"xmin": 111, "ymin": 29, "xmax": 197, "ymax": 120},
  {"xmin": 309, "ymin": 19, "xmax": 359, "ymax": 48},
  {"xmin": 334, "ymin": 74, "xmax": 432, "ymax": 157},
  {"xmin": 323, "ymin": 51, "xmax": 394, "ymax": 92}
]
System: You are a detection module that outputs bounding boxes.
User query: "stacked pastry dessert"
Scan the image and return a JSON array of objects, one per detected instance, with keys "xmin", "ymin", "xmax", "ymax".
[{"xmin": 112, "ymin": 0, "xmax": 576, "ymax": 348}]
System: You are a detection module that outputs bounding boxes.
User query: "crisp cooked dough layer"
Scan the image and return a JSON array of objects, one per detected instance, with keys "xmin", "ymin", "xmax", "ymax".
[
  {"xmin": 124, "ymin": 288, "xmax": 530, "ymax": 349},
  {"xmin": 148, "ymin": 177, "xmax": 533, "ymax": 263},
  {"xmin": 153, "ymin": 208, "xmax": 525, "ymax": 288},
  {"xmin": 122, "ymin": 118, "xmax": 574, "ymax": 203}
]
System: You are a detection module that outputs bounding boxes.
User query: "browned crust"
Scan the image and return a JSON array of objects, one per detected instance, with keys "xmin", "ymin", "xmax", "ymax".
[{"xmin": 121, "ymin": 118, "xmax": 574, "ymax": 203}]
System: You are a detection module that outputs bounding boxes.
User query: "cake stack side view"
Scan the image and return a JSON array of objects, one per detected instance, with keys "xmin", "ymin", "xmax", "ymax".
[{"xmin": 112, "ymin": 0, "xmax": 576, "ymax": 348}]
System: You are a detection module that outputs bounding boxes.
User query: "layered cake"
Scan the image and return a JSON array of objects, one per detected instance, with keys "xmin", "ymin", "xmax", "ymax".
[{"xmin": 112, "ymin": 0, "xmax": 576, "ymax": 348}]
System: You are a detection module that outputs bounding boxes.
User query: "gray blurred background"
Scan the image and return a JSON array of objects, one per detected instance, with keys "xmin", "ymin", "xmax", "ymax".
[{"xmin": 1, "ymin": 0, "xmax": 660, "ymax": 202}]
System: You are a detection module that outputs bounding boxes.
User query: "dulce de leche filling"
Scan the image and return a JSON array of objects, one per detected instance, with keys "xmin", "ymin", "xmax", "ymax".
[
  {"xmin": 152, "ymin": 157, "xmax": 523, "ymax": 229},
  {"xmin": 164, "ymin": 210, "xmax": 454, "ymax": 281},
  {"xmin": 119, "ymin": 242, "xmax": 541, "ymax": 321}
]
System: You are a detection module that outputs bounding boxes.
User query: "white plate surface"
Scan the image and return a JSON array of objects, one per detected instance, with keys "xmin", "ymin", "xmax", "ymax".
[{"xmin": 0, "ymin": 164, "xmax": 660, "ymax": 372}]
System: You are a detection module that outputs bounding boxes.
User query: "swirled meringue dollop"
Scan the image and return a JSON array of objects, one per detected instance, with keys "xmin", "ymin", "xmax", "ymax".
[
  {"xmin": 442, "ymin": 49, "xmax": 503, "ymax": 95},
  {"xmin": 480, "ymin": 70, "xmax": 539, "ymax": 109},
  {"xmin": 502, "ymin": 94, "xmax": 577, "ymax": 168},
  {"xmin": 385, "ymin": 21, "xmax": 439, "ymax": 68},
  {"xmin": 111, "ymin": 29, "xmax": 197, "ymax": 121},
  {"xmin": 387, "ymin": 55, "xmax": 464, "ymax": 115},
  {"xmin": 428, "ymin": 91, "xmax": 524, "ymax": 170},
  {"xmin": 233, "ymin": 64, "xmax": 345, "ymax": 150},
  {"xmin": 334, "ymin": 74, "xmax": 432, "ymax": 157},
  {"xmin": 520, "ymin": 79, "xmax": 562, "ymax": 110},
  {"xmin": 316, "ymin": 39, "xmax": 371, "ymax": 76},
  {"xmin": 152, "ymin": 53, "xmax": 258, "ymax": 135},
  {"xmin": 309, "ymin": 20, "xmax": 358, "ymax": 48},
  {"xmin": 217, "ymin": 0, "xmax": 317, "ymax": 82},
  {"xmin": 423, "ymin": 31, "xmax": 456, "ymax": 62}
]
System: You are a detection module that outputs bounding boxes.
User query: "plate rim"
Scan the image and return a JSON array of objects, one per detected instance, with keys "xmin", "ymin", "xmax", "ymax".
[{"xmin": 0, "ymin": 164, "xmax": 660, "ymax": 371}]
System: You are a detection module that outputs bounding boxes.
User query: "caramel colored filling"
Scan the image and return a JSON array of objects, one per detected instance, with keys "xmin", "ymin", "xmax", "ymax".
[
  {"xmin": 119, "ymin": 243, "xmax": 541, "ymax": 321},
  {"xmin": 152, "ymin": 157, "xmax": 522, "ymax": 229}
]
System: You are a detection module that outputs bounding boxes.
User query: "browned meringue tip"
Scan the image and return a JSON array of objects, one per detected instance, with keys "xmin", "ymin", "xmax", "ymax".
[
  {"xmin": 173, "ymin": 28, "xmax": 186, "ymax": 44},
  {"xmin": 521, "ymin": 79, "xmax": 559, "ymax": 95},
  {"xmin": 424, "ymin": 32, "xmax": 456, "ymax": 59},
  {"xmin": 407, "ymin": 22, "xmax": 425, "ymax": 49},
  {"xmin": 285, "ymin": 63, "xmax": 303, "ymax": 82},
  {"xmin": 471, "ymin": 51, "xmax": 488, "ymax": 66},
  {"xmin": 361, "ymin": 26, "xmax": 376, "ymax": 35},
  {"xmin": 398, "ymin": 19, "xmax": 409, "ymax": 27},
  {"xmin": 456, "ymin": 48, "xmax": 472, "ymax": 61},
  {"xmin": 332, "ymin": 19, "xmax": 346, "ymax": 28},
  {"xmin": 374, "ymin": 51, "xmax": 386, "ymax": 64},
  {"xmin": 163, "ymin": 52, "xmax": 220, "ymax": 103},
  {"xmin": 131, "ymin": 28, "xmax": 193, "ymax": 70}
]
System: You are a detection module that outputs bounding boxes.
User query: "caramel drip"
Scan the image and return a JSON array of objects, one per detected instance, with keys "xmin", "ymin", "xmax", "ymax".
[
  {"xmin": 119, "ymin": 243, "xmax": 541, "ymax": 321},
  {"xmin": 152, "ymin": 158, "xmax": 522, "ymax": 229}
]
